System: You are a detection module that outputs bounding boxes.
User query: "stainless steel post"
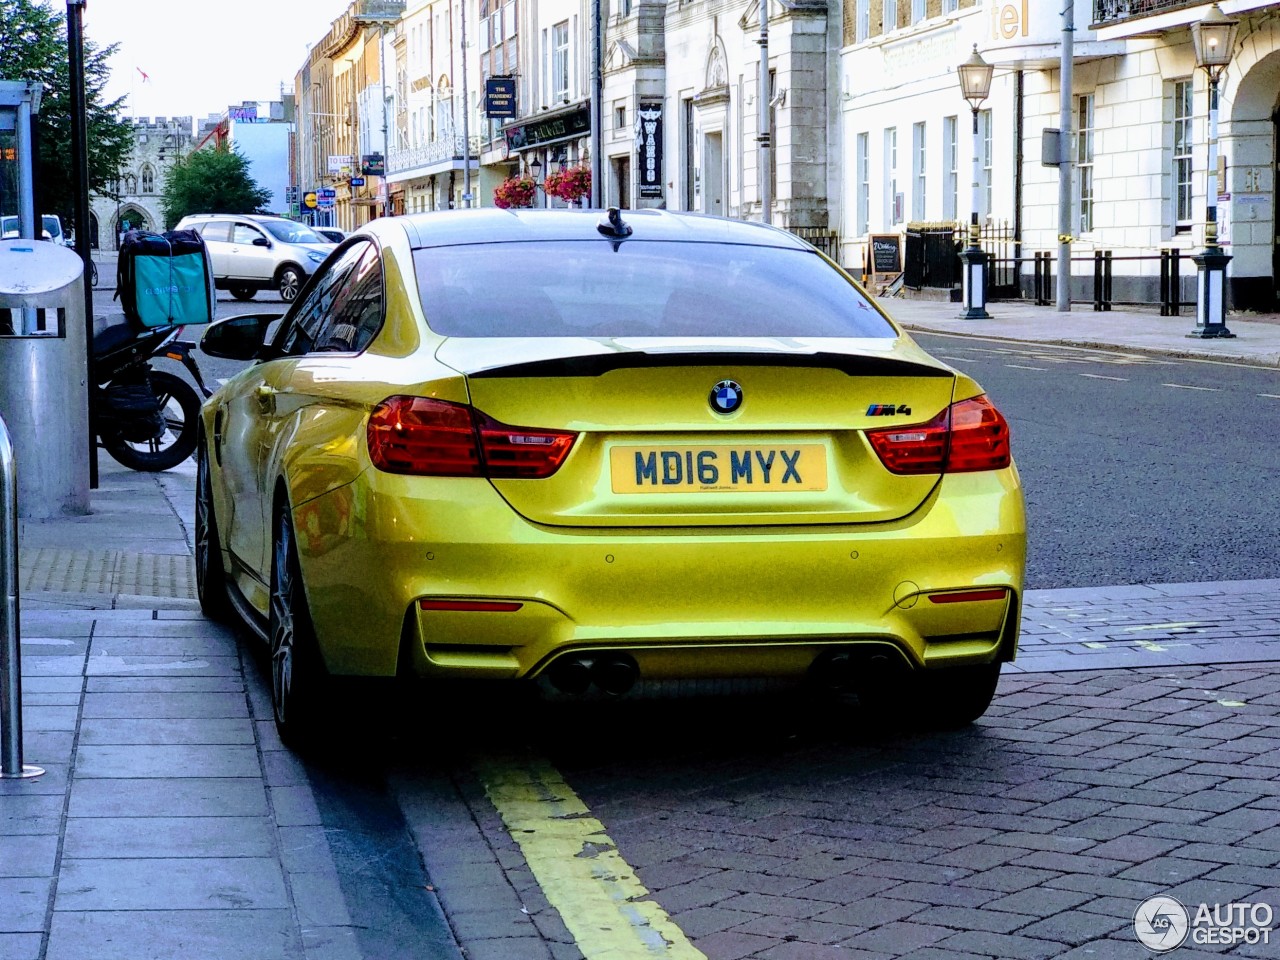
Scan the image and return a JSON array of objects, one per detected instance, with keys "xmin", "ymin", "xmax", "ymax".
[{"xmin": 0, "ymin": 414, "xmax": 44, "ymax": 779}]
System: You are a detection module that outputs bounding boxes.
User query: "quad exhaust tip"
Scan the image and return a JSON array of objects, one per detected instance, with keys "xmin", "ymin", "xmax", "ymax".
[{"xmin": 547, "ymin": 654, "xmax": 639, "ymax": 696}]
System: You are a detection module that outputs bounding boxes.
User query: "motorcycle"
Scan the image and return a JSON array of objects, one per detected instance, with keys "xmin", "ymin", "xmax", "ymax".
[{"xmin": 92, "ymin": 314, "xmax": 212, "ymax": 472}]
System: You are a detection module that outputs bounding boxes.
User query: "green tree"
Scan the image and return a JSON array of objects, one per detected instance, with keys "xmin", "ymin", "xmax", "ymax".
[
  {"xmin": 0, "ymin": 0, "xmax": 133, "ymax": 237},
  {"xmin": 160, "ymin": 145, "xmax": 271, "ymax": 227}
]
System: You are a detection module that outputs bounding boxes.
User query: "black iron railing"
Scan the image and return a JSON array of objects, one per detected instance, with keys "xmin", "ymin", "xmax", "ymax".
[
  {"xmin": 1093, "ymin": 0, "xmax": 1203, "ymax": 27},
  {"xmin": 904, "ymin": 226, "xmax": 959, "ymax": 290},
  {"xmin": 789, "ymin": 226, "xmax": 840, "ymax": 259},
  {"xmin": 1025, "ymin": 249, "xmax": 1192, "ymax": 313}
]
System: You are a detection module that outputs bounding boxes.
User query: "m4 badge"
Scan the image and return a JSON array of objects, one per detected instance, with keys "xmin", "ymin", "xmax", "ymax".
[{"xmin": 866, "ymin": 404, "xmax": 912, "ymax": 416}]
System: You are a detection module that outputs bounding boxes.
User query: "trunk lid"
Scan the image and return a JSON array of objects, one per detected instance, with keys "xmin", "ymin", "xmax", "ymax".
[{"xmin": 437, "ymin": 337, "xmax": 957, "ymax": 528}]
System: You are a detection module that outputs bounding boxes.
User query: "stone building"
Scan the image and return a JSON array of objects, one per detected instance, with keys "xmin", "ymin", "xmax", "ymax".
[
  {"xmin": 88, "ymin": 116, "xmax": 195, "ymax": 251},
  {"xmin": 842, "ymin": 0, "xmax": 1280, "ymax": 308}
]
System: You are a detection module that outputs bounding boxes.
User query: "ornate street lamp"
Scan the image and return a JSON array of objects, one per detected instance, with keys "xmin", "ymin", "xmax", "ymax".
[
  {"xmin": 1188, "ymin": 3, "xmax": 1240, "ymax": 339},
  {"xmin": 529, "ymin": 156, "xmax": 544, "ymax": 207},
  {"xmin": 957, "ymin": 45, "xmax": 994, "ymax": 320}
]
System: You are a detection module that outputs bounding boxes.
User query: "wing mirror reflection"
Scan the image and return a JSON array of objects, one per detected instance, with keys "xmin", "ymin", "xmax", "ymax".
[{"xmin": 200, "ymin": 313, "xmax": 283, "ymax": 361}]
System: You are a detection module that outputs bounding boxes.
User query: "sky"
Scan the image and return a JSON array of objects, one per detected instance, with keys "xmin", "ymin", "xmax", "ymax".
[{"xmin": 79, "ymin": 0, "xmax": 354, "ymax": 128}]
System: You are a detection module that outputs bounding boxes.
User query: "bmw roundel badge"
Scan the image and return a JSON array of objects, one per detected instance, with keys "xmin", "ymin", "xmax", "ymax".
[{"xmin": 710, "ymin": 379, "xmax": 743, "ymax": 414}]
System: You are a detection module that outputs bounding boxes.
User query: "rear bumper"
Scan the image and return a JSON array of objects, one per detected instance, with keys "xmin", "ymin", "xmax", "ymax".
[{"xmin": 293, "ymin": 468, "xmax": 1026, "ymax": 679}]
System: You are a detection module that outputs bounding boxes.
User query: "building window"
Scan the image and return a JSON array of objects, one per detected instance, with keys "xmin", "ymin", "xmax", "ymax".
[
  {"xmin": 1173, "ymin": 79, "xmax": 1193, "ymax": 233},
  {"xmin": 911, "ymin": 0, "xmax": 925, "ymax": 23},
  {"xmin": 885, "ymin": 126, "xmax": 900, "ymax": 225},
  {"xmin": 883, "ymin": 0, "xmax": 897, "ymax": 32},
  {"xmin": 857, "ymin": 0, "xmax": 870, "ymax": 41},
  {"xmin": 1078, "ymin": 93, "xmax": 1094, "ymax": 234},
  {"xmin": 614, "ymin": 103, "xmax": 626, "ymax": 130},
  {"xmin": 912, "ymin": 121, "xmax": 926, "ymax": 221},
  {"xmin": 980, "ymin": 108, "xmax": 992, "ymax": 219},
  {"xmin": 857, "ymin": 132, "xmax": 869, "ymax": 235},
  {"xmin": 551, "ymin": 21, "xmax": 570, "ymax": 102},
  {"xmin": 942, "ymin": 0, "xmax": 957, "ymax": 11},
  {"xmin": 140, "ymin": 164, "xmax": 155, "ymax": 194},
  {"xmin": 943, "ymin": 115, "xmax": 958, "ymax": 222}
]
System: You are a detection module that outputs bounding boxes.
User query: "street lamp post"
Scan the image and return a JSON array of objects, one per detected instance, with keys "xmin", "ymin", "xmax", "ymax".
[
  {"xmin": 1188, "ymin": 3, "xmax": 1239, "ymax": 339},
  {"xmin": 957, "ymin": 44, "xmax": 994, "ymax": 320}
]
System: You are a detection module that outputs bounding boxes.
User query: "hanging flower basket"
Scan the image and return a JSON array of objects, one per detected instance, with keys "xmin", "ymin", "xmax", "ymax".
[
  {"xmin": 493, "ymin": 175, "xmax": 536, "ymax": 208},
  {"xmin": 544, "ymin": 164, "xmax": 591, "ymax": 204}
]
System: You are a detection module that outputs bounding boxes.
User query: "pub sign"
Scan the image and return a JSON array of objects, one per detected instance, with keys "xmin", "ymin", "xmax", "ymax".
[{"xmin": 485, "ymin": 77, "xmax": 517, "ymax": 119}]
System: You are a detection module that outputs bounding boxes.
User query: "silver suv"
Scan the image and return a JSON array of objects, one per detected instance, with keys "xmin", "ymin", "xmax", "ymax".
[{"xmin": 174, "ymin": 214, "xmax": 333, "ymax": 302}]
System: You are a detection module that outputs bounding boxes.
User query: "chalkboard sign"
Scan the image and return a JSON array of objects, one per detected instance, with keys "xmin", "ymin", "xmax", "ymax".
[{"xmin": 870, "ymin": 234, "xmax": 901, "ymax": 273}]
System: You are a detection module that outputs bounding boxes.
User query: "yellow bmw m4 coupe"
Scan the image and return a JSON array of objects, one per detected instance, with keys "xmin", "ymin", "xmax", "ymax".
[{"xmin": 196, "ymin": 208, "xmax": 1025, "ymax": 743}]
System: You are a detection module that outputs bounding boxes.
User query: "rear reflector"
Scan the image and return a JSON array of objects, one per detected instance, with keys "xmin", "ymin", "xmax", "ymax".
[
  {"xmin": 368, "ymin": 396, "xmax": 577, "ymax": 478},
  {"xmin": 866, "ymin": 395, "xmax": 1011, "ymax": 474},
  {"xmin": 419, "ymin": 599, "xmax": 524, "ymax": 612},
  {"xmin": 927, "ymin": 589, "xmax": 1008, "ymax": 604}
]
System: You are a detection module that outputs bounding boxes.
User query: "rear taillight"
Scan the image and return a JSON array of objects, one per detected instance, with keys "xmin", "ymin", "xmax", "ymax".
[
  {"xmin": 367, "ymin": 396, "xmax": 577, "ymax": 478},
  {"xmin": 867, "ymin": 395, "xmax": 1010, "ymax": 475}
]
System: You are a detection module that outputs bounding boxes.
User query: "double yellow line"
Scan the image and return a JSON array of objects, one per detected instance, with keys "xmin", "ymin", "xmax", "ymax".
[{"xmin": 478, "ymin": 756, "xmax": 706, "ymax": 959}]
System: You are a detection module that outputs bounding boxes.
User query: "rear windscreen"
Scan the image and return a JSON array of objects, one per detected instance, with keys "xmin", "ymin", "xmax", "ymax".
[{"xmin": 413, "ymin": 240, "xmax": 896, "ymax": 339}]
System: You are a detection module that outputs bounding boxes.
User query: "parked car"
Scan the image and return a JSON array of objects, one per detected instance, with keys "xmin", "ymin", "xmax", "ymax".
[
  {"xmin": 1, "ymin": 214, "xmax": 66, "ymax": 244},
  {"xmin": 196, "ymin": 208, "xmax": 1026, "ymax": 744},
  {"xmin": 174, "ymin": 213, "xmax": 333, "ymax": 302},
  {"xmin": 314, "ymin": 227, "xmax": 347, "ymax": 244}
]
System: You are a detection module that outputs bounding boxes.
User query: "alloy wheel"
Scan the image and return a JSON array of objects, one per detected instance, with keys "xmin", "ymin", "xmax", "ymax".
[
  {"xmin": 269, "ymin": 513, "xmax": 297, "ymax": 727},
  {"xmin": 279, "ymin": 268, "xmax": 302, "ymax": 302}
]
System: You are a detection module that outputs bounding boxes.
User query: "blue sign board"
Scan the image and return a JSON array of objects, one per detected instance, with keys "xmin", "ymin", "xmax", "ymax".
[
  {"xmin": 350, "ymin": 177, "xmax": 366, "ymax": 187},
  {"xmin": 485, "ymin": 77, "xmax": 517, "ymax": 119},
  {"xmin": 318, "ymin": 187, "xmax": 337, "ymax": 200}
]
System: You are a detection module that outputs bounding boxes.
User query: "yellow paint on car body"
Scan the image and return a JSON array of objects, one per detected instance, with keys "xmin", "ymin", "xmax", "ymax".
[{"xmin": 478, "ymin": 756, "xmax": 706, "ymax": 960}]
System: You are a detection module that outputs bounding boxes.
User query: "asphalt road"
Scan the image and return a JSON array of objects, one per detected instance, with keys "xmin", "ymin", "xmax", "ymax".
[{"xmin": 913, "ymin": 332, "xmax": 1280, "ymax": 589}]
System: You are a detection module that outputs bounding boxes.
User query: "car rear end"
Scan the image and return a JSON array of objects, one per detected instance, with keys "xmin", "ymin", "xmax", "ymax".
[{"xmin": 298, "ymin": 211, "xmax": 1025, "ymax": 706}]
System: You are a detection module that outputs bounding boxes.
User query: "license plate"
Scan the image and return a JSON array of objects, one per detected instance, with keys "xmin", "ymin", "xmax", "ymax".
[{"xmin": 610, "ymin": 444, "xmax": 828, "ymax": 493}]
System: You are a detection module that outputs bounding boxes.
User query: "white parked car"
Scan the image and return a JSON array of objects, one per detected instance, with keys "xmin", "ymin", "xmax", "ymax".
[{"xmin": 174, "ymin": 213, "xmax": 334, "ymax": 302}]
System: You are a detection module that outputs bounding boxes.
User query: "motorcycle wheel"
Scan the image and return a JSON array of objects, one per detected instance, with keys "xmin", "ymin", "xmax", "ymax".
[{"xmin": 101, "ymin": 370, "xmax": 201, "ymax": 472}]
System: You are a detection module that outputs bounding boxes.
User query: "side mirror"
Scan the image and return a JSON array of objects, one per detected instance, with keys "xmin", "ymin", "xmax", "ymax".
[
  {"xmin": 200, "ymin": 313, "xmax": 283, "ymax": 361},
  {"xmin": 252, "ymin": 237, "xmax": 271, "ymax": 247}
]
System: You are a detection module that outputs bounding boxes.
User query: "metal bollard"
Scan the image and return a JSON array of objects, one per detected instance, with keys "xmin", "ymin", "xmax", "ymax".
[{"xmin": 0, "ymin": 413, "xmax": 43, "ymax": 778}]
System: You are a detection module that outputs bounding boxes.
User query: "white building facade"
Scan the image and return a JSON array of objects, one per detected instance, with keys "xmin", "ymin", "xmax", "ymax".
[{"xmin": 841, "ymin": 0, "xmax": 1280, "ymax": 308}]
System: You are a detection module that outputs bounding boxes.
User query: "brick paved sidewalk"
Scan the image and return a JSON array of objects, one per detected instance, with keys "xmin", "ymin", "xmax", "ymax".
[{"xmin": 552, "ymin": 663, "xmax": 1280, "ymax": 960}]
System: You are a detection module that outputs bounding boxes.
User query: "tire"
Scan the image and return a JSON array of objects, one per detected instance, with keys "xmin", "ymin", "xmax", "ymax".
[
  {"xmin": 919, "ymin": 662, "xmax": 1002, "ymax": 728},
  {"xmin": 269, "ymin": 503, "xmax": 325, "ymax": 746},
  {"xmin": 89, "ymin": 260, "xmax": 99, "ymax": 288},
  {"xmin": 230, "ymin": 285, "xmax": 256, "ymax": 301},
  {"xmin": 100, "ymin": 369, "xmax": 201, "ymax": 472},
  {"xmin": 195, "ymin": 443, "xmax": 234, "ymax": 622},
  {"xmin": 277, "ymin": 266, "xmax": 303, "ymax": 302}
]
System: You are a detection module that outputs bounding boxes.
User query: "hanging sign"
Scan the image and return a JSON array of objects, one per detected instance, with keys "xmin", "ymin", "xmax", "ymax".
[
  {"xmin": 485, "ymin": 77, "xmax": 517, "ymax": 118},
  {"xmin": 635, "ymin": 101, "xmax": 663, "ymax": 200}
]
